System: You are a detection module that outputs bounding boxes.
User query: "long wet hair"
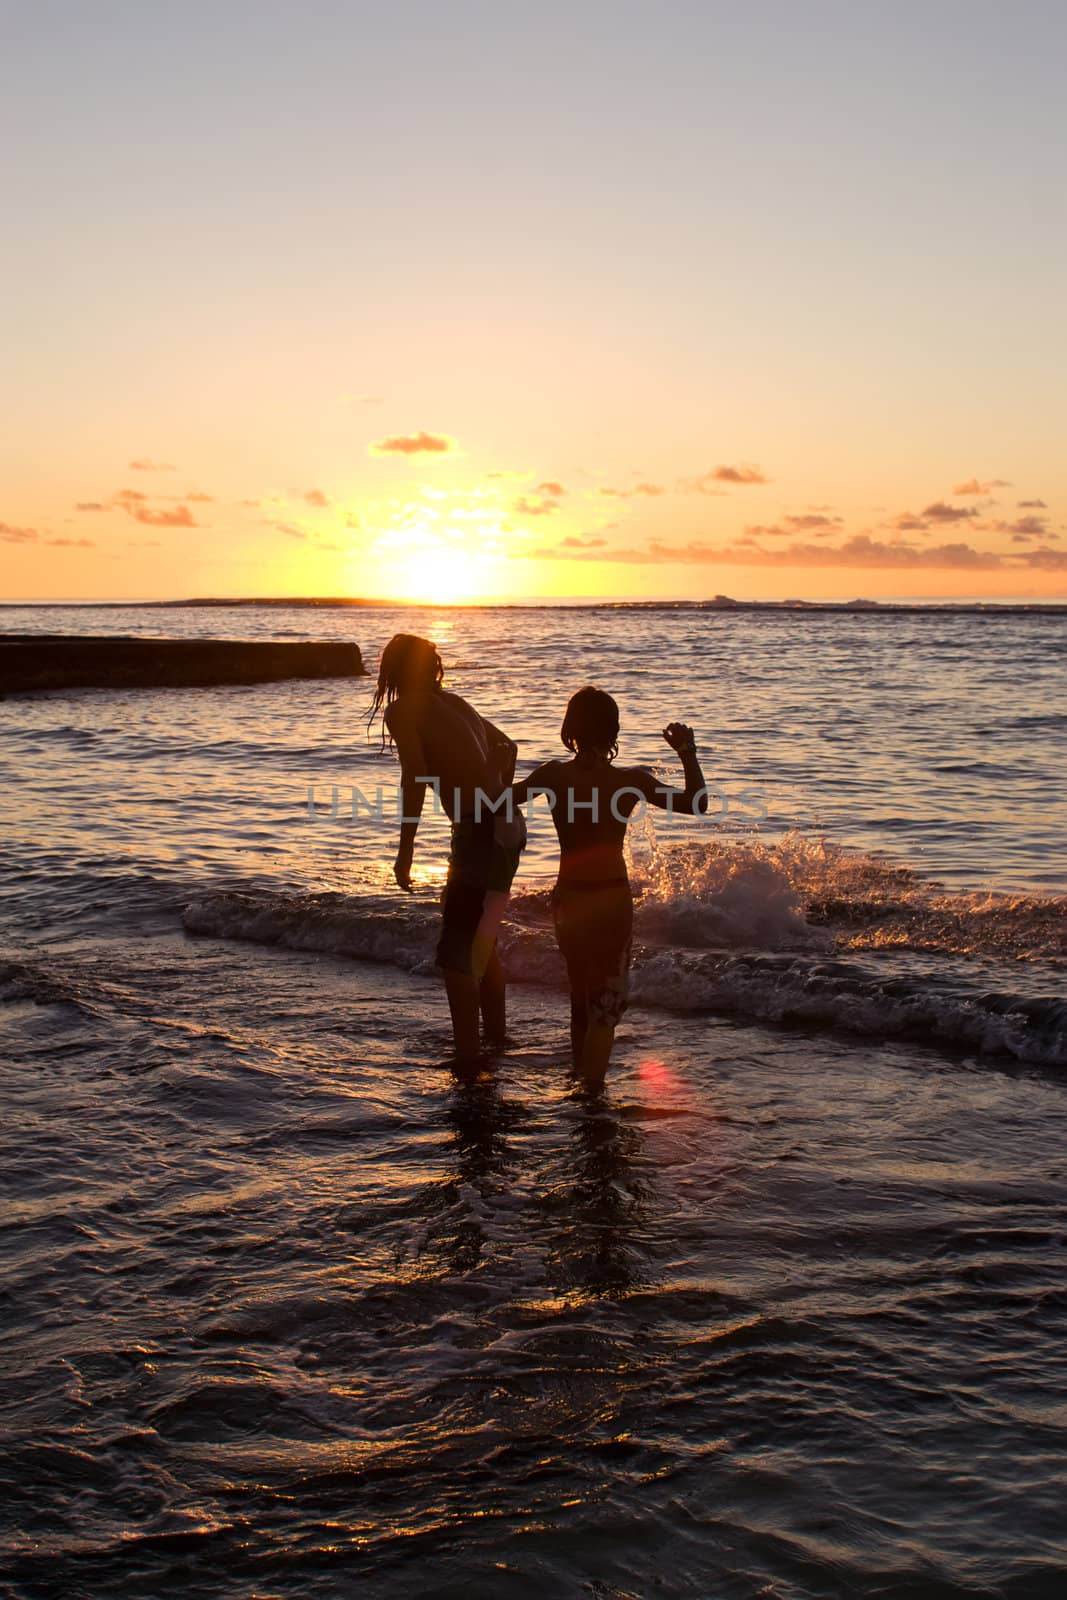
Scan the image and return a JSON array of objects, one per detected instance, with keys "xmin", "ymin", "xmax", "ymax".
[
  {"xmin": 561, "ymin": 685, "xmax": 620, "ymax": 760},
  {"xmin": 367, "ymin": 632, "xmax": 444, "ymax": 746}
]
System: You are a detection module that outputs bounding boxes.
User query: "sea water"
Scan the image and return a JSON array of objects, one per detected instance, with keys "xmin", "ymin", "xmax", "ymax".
[{"xmin": 1, "ymin": 603, "xmax": 1065, "ymax": 1598}]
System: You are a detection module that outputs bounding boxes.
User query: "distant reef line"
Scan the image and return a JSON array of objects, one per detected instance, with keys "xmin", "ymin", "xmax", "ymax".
[
  {"xmin": 1, "ymin": 596, "xmax": 1064, "ymax": 616},
  {"xmin": 0, "ymin": 635, "xmax": 368, "ymax": 695}
]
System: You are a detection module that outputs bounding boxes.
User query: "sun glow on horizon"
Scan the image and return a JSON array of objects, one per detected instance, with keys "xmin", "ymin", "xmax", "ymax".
[{"xmin": 368, "ymin": 542, "xmax": 501, "ymax": 605}]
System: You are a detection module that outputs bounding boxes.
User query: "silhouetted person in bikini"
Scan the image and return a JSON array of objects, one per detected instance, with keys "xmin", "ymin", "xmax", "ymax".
[
  {"xmin": 372, "ymin": 633, "xmax": 524, "ymax": 1068},
  {"xmin": 509, "ymin": 687, "xmax": 707, "ymax": 1090}
]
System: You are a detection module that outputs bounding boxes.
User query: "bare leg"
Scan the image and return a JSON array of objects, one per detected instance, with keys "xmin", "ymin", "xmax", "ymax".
[
  {"xmin": 444, "ymin": 971, "xmax": 482, "ymax": 1065},
  {"xmin": 479, "ymin": 948, "xmax": 507, "ymax": 1046},
  {"xmin": 578, "ymin": 1022, "xmax": 616, "ymax": 1092},
  {"xmin": 569, "ymin": 993, "xmax": 589, "ymax": 1073}
]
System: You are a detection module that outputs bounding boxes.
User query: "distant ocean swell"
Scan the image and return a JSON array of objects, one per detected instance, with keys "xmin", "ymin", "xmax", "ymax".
[{"xmin": 176, "ymin": 836, "xmax": 1067, "ymax": 1068}]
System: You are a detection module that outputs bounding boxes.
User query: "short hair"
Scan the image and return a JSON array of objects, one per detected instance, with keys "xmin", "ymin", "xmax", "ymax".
[
  {"xmin": 561, "ymin": 686, "xmax": 620, "ymax": 759},
  {"xmin": 368, "ymin": 633, "xmax": 444, "ymax": 741}
]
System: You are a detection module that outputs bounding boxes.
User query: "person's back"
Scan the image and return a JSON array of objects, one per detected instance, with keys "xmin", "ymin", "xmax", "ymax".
[
  {"xmin": 372, "ymin": 633, "xmax": 522, "ymax": 1069},
  {"xmin": 509, "ymin": 687, "xmax": 707, "ymax": 1087},
  {"xmin": 390, "ymin": 683, "xmax": 508, "ymax": 820}
]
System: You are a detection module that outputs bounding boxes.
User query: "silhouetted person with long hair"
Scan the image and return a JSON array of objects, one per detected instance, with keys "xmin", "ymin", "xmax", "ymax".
[
  {"xmin": 371, "ymin": 633, "xmax": 523, "ymax": 1068},
  {"xmin": 509, "ymin": 687, "xmax": 706, "ymax": 1090}
]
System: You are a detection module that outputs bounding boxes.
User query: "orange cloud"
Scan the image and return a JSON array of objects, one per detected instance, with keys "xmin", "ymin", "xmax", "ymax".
[
  {"xmin": 45, "ymin": 537, "xmax": 94, "ymax": 548},
  {"xmin": 1, "ymin": 520, "xmax": 38, "ymax": 543},
  {"xmin": 369, "ymin": 430, "xmax": 456, "ymax": 456},
  {"xmin": 920, "ymin": 501, "xmax": 979, "ymax": 524},
  {"xmin": 541, "ymin": 533, "xmax": 1067, "ymax": 571},
  {"xmin": 128, "ymin": 458, "xmax": 175, "ymax": 471},
  {"xmin": 127, "ymin": 505, "xmax": 197, "ymax": 527},
  {"xmin": 681, "ymin": 464, "xmax": 769, "ymax": 492},
  {"xmin": 536, "ymin": 480, "xmax": 566, "ymax": 497},
  {"xmin": 512, "ymin": 495, "xmax": 560, "ymax": 517},
  {"xmin": 528, "ymin": 535, "xmax": 607, "ymax": 557},
  {"xmin": 886, "ymin": 512, "xmax": 927, "ymax": 531},
  {"xmin": 109, "ymin": 488, "xmax": 198, "ymax": 527},
  {"xmin": 952, "ymin": 477, "xmax": 1009, "ymax": 495},
  {"xmin": 599, "ymin": 481, "xmax": 664, "ymax": 498},
  {"xmin": 75, "ymin": 501, "xmax": 108, "ymax": 511},
  {"xmin": 304, "ymin": 488, "xmax": 330, "ymax": 507},
  {"xmin": 1023, "ymin": 546, "xmax": 1067, "ymax": 569},
  {"xmin": 186, "ymin": 491, "xmax": 215, "ymax": 503},
  {"xmin": 272, "ymin": 522, "xmax": 307, "ymax": 540},
  {"xmin": 745, "ymin": 514, "xmax": 843, "ymax": 538},
  {"xmin": 987, "ymin": 514, "xmax": 1052, "ymax": 539},
  {"xmin": 1018, "ymin": 499, "xmax": 1047, "ymax": 509}
]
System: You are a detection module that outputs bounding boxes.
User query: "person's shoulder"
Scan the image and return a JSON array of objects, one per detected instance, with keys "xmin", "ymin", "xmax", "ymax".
[
  {"xmin": 384, "ymin": 694, "xmax": 418, "ymax": 729},
  {"xmin": 439, "ymin": 688, "xmax": 480, "ymax": 722},
  {"xmin": 615, "ymin": 764, "xmax": 657, "ymax": 792}
]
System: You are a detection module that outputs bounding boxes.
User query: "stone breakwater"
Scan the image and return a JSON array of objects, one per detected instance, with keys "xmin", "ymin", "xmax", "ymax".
[{"xmin": 0, "ymin": 635, "xmax": 368, "ymax": 694}]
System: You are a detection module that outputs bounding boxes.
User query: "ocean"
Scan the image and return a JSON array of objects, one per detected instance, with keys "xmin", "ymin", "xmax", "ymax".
[{"xmin": 2, "ymin": 602, "xmax": 1065, "ymax": 1599}]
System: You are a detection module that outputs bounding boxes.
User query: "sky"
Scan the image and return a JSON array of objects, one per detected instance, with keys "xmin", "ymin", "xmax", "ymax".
[{"xmin": 2, "ymin": 0, "xmax": 1066, "ymax": 603}]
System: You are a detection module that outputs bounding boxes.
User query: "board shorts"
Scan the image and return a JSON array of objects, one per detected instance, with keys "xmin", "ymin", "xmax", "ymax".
[
  {"xmin": 436, "ymin": 812, "xmax": 526, "ymax": 979},
  {"xmin": 552, "ymin": 877, "xmax": 634, "ymax": 1028}
]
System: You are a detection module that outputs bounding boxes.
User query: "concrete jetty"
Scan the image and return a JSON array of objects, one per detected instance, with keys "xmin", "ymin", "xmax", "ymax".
[{"xmin": 0, "ymin": 635, "xmax": 368, "ymax": 694}]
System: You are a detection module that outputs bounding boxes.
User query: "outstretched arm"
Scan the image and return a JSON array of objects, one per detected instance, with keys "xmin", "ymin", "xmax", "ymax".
[
  {"xmin": 384, "ymin": 701, "xmax": 430, "ymax": 890},
  {"xmin": 508, "ymin": 759, "xmax": 559, "ymax": 811},
  {"xmin": 633, "ymin": 722, "xmax": 708, "ymax": 814}
]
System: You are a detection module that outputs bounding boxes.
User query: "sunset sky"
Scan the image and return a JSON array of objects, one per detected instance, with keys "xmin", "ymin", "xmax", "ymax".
[{"xmin": 3, "ymin": 1, "xmax": 1065, "ymax": 603}]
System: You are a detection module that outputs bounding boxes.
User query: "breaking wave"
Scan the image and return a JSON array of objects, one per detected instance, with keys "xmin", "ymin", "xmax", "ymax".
[
  {"xmin": 630, "ymin": 834, "xmax": 1066, "ymax": 964},
  {"xmin": 178, "ymin": 835, "xmax": 1067, "ymax": 1068}
]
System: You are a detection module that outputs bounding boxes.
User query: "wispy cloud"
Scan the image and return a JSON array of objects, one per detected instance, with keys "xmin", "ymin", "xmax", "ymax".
[
  {"xmin": 745, "ymin": 514, "xmax": 843, "ymax": 538},
  {"xmin": 512, "ymin": 495, "xmax": 560, "ymax": 517},
  {"xmin": 304, "ymin": 488, "xmax": 330, "ymax": 507},
  {"xmin": 369, "ymin": 430, "xmax": 456, "ymax": 456},
  {"xmin": 681, "ymin": 464, "xmax": 769, "ymax": 493},
  {"xmin": 128, "ymin": 458, "xmax": 175, "ymax": 472},
  {"xmin": 73, "ymin": 489, "xmax": 202, "ymax": 528},
  {"xmin": 113, "ymin": 490, "xmax": 198, "ymax": 528},
  {"xmin": 1022, "ymin": 546, "xmax": 1067, "ymax": 570},
  {"xmin": 45, "ymin": 537, "xmax": 94, "ymax": 548},
  {"xmin": 919, "ymin": 501, "xmax": 979, "ymax": 524},
  {"xmin": 1, "ymin": 520, "xmax": 38, "ymax": 543},
  {"xmin": 271, "ymin": 522, "xmax": 308, "ymax": 540},
  {"xmin": 886, "ymin": 512, "xmax": 928, "ymax": 532},
  {"xmin": 527, "ymin": 534, "xmax": 608, "ymax": 557},
  {"xmin": 1018, "ymin": 498, "xmax": 1047, "ymax": 509},
  {"xmin": 599, "ymin": 481, "xmax": 665, "ymax": 498},
  {"xmin": 131, "ymin": 506, "xmax": 197, "ymax": 528},
  {"xmin": 986, "ymin": 514, "xmax": 1053, "ymax": 540},
  {"xmin": 952, "ymin": 477, "xmax": 1009, "ymax": 495},
  {"xmin": 536, "ymin": 532, "xmax": 1067, "ymax": 571}
]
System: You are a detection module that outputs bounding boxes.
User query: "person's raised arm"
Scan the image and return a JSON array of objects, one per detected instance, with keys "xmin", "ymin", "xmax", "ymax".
[
  {"xmin": 384, "ymin": 700, "xmax": 430, "ymax": 891},
  {"xmin": 633, "ymin": 722, "xmax": 708, "ymax": 814}
]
